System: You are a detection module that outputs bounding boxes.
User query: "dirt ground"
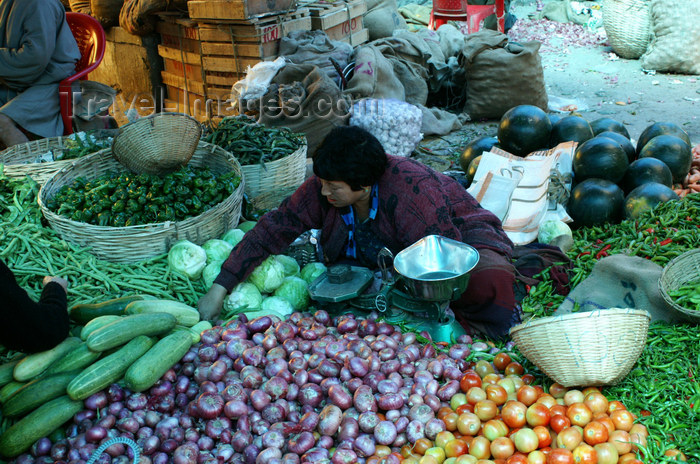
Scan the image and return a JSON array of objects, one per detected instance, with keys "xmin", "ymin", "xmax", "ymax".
[{"xmin": 418, "ymin": 0, "xmax": 699, "ymax": 168}]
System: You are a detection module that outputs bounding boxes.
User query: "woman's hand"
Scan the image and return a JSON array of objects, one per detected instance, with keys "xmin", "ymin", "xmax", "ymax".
[
  {"xmin": 43, "ymin": 276, "xmax": 69, "ymax": 292},
  {"xmin": 198, "ymin": 284, "xmax": 227, "ymax": 321}
]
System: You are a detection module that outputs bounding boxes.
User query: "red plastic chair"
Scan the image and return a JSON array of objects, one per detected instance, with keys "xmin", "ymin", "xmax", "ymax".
[
  {"xmin": 429, "ymin": 0, "xmax": 505, "ymax": 34},
  {"xmin": 59, "ymin": 12, "xmax": 106, "ymax": 135}
]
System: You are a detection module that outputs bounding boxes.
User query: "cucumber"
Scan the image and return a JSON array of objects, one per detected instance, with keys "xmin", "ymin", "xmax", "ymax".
[
  {"xmin": 0, "ymin": 395, "xmax": 82, "ymax": 458},
  {"xmin": 187, "ymin": 320, "xmax": 213, "ymax": 343},
  {"xmin": 80, "ymin": 315, "xmax": 123, "ymax": 341},
  {"xmin": 0, "ymin": 357, "xmax": 23, "ymax": 388},
  {"xmin": 124, "ymin": 330, "xmax": 193, "ymax": 392},
  {"xmin": 124, "ymin": 299, "xmax": 200, "ymax": 327},
  {"xmin": 44, "ymin": 341, "xmax": 101, "ymax": 376},
  {"xmin": 13, "ymin": 337, "xmax": 82, "ymax": 382},
  {"xmin": 67, "ymin": 335, "xmax": 155, "ymax": 400},
  {"xmin": 86, "ymin": 313, "xmax": 177, "ymax": 352},
  {"xmin": 3, "ymin": 370, "xmax": 80, "ymax": 418},
  {"xmin": 69, "ymin": 295, "xmax": 144, "ymax": 325},
  {"xmin": 0, "ymin": 381, "xmax": 25, "ymax": 404}
]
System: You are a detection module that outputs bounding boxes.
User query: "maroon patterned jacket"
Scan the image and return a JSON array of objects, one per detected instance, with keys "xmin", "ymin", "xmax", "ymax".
[{"xmin": 215, "ymin": 155, "xmax": 514, "ymax": 292}]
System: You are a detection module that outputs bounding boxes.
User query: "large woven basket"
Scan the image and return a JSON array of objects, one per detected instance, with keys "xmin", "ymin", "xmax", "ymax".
[
  {"xmin": 241, "ymin": 141, "xmax": 308, "ymax": 210},
  {"xmin": 659, "ymin": 248, "xmax": 700, "ymax": 322},
  {"xmin": 0, "ymin": 136, "xmax": 105, "ymax": 185},
  {"xmin": 112, "ymin": 113, "xmax": 202, "ymax": 175},
  {"xmin": 602, "ymin": 0, "xmax": 652, "ymax": 59},
  {"xmin": 38, "ymin": 141, "xmax": 245, "ymax": 263},
  {"xmin": 509, "ymin": 308, "xmax": 651, "ymax": 387}
]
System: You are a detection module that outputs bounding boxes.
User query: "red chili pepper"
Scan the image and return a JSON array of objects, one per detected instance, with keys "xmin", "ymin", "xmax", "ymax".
[
  {"xmin": 595, "ymin": 239, "xmax": 604, "ymax": 244},
  {"xmin": 659, "ymin": 238, "xmax": 673, "ymax": 246},
  {"xmin": 595, "ymin": 244, "xmax": 611, "ymax": 259},
  {"xmin": 653, "ymin": 237, "xmax": 658, "ymax": 244},
  {"xmin": 644, "ymin": 228, "xmax": 654, "ymax": 233},
  {"xmin": 577, "ymin": 251, "xmax": 591, "ymax": 258},
  {"xmin": 525, "ymin": 284, "xmax": 532, "ymax": 293},
  {"xmin": 640, "ymin": 410, "xmax": 651, "ymax": 417}
]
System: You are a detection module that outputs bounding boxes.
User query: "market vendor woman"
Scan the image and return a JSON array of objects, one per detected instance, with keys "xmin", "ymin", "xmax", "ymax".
[{"xmin": 199, "ymin": 126, "xmax": 518, "ymax": 338}]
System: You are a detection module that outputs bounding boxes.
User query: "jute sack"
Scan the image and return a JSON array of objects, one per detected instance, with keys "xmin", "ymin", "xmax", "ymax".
[
  {"xmin": 69, "ymin": 0, "xmax": 91, "ymax": 13},
  {"xmin": 640, "ymin": 0, "xmax": 700, "ymax": 75},
  {"xmin": 278, "ymin": 30, "xmax": 353, "ymax": 81},
  {"xmin": 344, "ymin": 45, "xmax": 405, "ymax": 102},
  {"xmin": 91, "ymin": 0, "xmax": 123, "ymax": 27},
  {"xmin": 364, "ymin": 0, "xmax": 408, "ymax": 40},
  {"xmin": 555, "ymin": 254, "xmax": 687, "ymax": 323},
  {"xmin": 119, "ymin": 0, "xmax": 167, "ymax": 35},
  {"xmin": 460, "ymin": 30, "xmax": 548, "ymax": 120}
]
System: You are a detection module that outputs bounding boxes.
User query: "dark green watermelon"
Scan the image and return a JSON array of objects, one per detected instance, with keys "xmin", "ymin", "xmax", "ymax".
[
  {"xmin": 466, "ymin": 155, "xmax": 482, "ymax": 187},
  {"xmin": 567, "ymin": 178, "xmax": 625, "ymax": 227},
  {"xmin": 636, "ymin": 122, "xmax": 692, "ymax": 155},
  {"xmin": 624, "ymin": 182, "xmax": 680, "ymax": 220},
  {"xmin": 573, "ymin": 137, "xmax": 629, "ymax": 184},
  {"xmin": 638, "ymin": 134, "xmax": 692, "ymax": 183},
  {"xmin": 497, "ymin": 105, "xmax": 552, "ymax": 157},
  {"xmin": 597, "ymin": 131, "xmax": 637, "ymax": 163},
  {"xmin": 548, "ymin": 113, "xmax": 563, "ymax": 127},
  {"xmin": 459, "ymin": 136, "xmax": 498, "ymax": 173},
  {"xmin": 622, "ymin": 158, "xmax": 673, "ymax": 194},
  {"xmin": 590, "ymin": 117, "xmax": 631, "ymax": 139},
  {"xmin": 549, "ymin": 115, "xmax": 594, "ymax": 147}
]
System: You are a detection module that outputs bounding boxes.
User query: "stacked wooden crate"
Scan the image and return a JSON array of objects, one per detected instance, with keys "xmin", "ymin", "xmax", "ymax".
[
  {"xmin": 298, "ymin": 0, "xmax": 368, "ymax": 46},
  {"xmin": 156, "ymin": 0, "xmax": 312, "ymax": 121}
]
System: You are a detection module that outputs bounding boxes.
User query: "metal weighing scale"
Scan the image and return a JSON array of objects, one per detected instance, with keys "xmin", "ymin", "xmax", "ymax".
[{"xmin": 307, "ymin": 235, "xmax": 480, "ymax": 343}]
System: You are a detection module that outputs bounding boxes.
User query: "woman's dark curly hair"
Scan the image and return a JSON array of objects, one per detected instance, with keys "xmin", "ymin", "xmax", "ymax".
[{"xmin": 313, "ymin": 126, "xmax": 388, "ymax": 191}]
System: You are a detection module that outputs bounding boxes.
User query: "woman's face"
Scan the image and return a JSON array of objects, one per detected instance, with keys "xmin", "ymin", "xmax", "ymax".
[{"xmin": 319, "ymin": 179, "xmax": 367, "ymax": 208}]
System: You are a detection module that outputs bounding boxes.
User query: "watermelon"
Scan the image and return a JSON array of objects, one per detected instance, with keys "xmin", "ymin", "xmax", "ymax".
[
  {"xmin": 638, "ymin": 135, "xmax": 692, "ymax": 183},
  {"xmin": 459, "ymin": 136, "xmax": 498, "ymax": 173},
  {"xmin": 567, "ymin": 178, "xmax": 625, "ymax": 227},
  {"xmin": 596, "ymin": 131, "xmax": 636, "ymax": 163},
  {"xmin": 624, "ymin": 182, "xmax": 680, "ymax": 220},
  {"xmin": 590, "ymin": 117, "xmax": 631, "ymax": 139},
  {"xmin": 497, "ymin": 105, "xmax": 552, "ymax": 157},
  {"xmin": 549, "ymin": 115, "xmax": 594, "ymax": 147},
  {"xmin": 636, "ymin": 122, "xmax": 692, "ymax": 155},
  {"xmin": 622, "ymin": 158, "xmax": 673, "ymax": 194},
  {"xmin": 465, "ymin": 155, "xmax": 482, "ymax": 187},
  {"xmin": 572, "ymin": 137, "xmax": 629, "ymax": 184}
]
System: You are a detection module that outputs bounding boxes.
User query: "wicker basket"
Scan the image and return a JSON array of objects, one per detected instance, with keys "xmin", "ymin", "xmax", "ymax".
[
  {"xmin": 111, "ymin": 113, "xmax": 202, "ymax": 175},
  {"xmin": 0, "ymin": 136, "xmax": 105, "ymax": 185},
  {"xmin": 509, "ymin": 308, "xmax": 651, "ymax": 387},
  {"xmin": 603, "ymin": 0, "xmax": 652, "ymax": 59},
  {"xmin": 659, "ymin": 248, "xmax": 700, "ymax": 322},
  {"xmin": 241, "ymin": 141, "xmax": 308, "ymax": 210},
  {"xmin": 38, "ymin": 141, "xmax": 245, "ymax": 263}
]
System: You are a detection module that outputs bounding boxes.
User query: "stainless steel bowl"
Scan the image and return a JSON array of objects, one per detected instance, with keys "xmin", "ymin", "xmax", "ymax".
[{"xmin": 394, "ymin": 235, "xmax": 480, "ymax": 302}]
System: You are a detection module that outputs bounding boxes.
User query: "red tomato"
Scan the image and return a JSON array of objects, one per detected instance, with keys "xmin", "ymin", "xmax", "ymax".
[
  {"xmin": 594, "ymin": 416, "xmax": 615, "ymax": 435},
  {"xmin": 583, "ymin": 391, "xmax": 609, "ymax": 416},
  {"xmin": 593, "ymin": 442, "xmax": 619, "ymax": 464},
  {"xmin": 460, "ymin": 370, "xmax": 483, "ymax": 392},
  {"xmin": 504, "ymin": 362, "xmax": 525, "ymax": 376},
  {"xmin": 629, "ymin": 423, "xmax": 648, "ymax": 438},
  {"xmin": 474, "ymin": 399, "xmax": 499, "ymax": 421},
  {"xmin": 536, "ymin": 394, "xmax": 557, "ymax": 409},
  {"xmin": 521, "ymin": 373, "xmax": 535, "ymax": 385},
  {"xmin": 443, "ymin": 412, "xmax": 460, "ymax": 432},
  {"xmin": 610, "ymin": 409, "xmax": 636, "ymax": 432},
  {"xmin": 556, "ymin": 426, "xmax": 583, "ymax": 451},
  {"xmin": 563, "ymin": 390, "xmax": 584, "ymax": 406},
  {"xmin": 451, "ymin": 393, "xmax": 469, "ymax": 411},
  {"xmin": 413, "ymin": 437, "xmax": 433, "ymax": 455},
  {"xmin": 546, "ymin": 448, "xmax": 574, "ymax": 464},
  {"xmin": 475, "ymin": 359, "xmax": 496, "ymax": 378},
  {"xmin": 663, "ymin": 449, "xmax": 688, "ymax": 461},
  {"xmin": 572, "ymin": 443, "xmax": 597, "ymax": 464},
  {"xmin": 549, "ymin": 414, "xmax": 571, "ymax": 434},
  {"xmin": 494, "ymin": 352, "xmax": 512, "ymax": 372},
  {"xmin": 527, "ymin": 450, "xmax": 547, "ymax": 464},
  {"xmin": 435, "ymin": 431, "xmax": 456, "ymax": 448},
  {"xmin": 533, "ymin": 425, "xmax": 552, "ymax": 448},
  {"xmin": 526, "ymin": 403, "xmax": 551, "ymax": 427},
  {"xmin": 483, "ymin": 419, "xmax": 510, "ymax": 441},
  {"xmin": 583, "ymin": 419, "xmax": 609, "ymax": 445},
  {"xmin": 486, "ymin": 384, "xmax": 509, "ymax": 405},
  {"xmin": 501, "ymin": 401, "xmax": 528, "ymax": 429},
  {"xmin": 444, "ymin": 438, "xmax": 469, "ymax": 458},
  {"xmin": 606, "ymin": 400, "xmax": 626, "ymax": 414},
  {"xmin": 548, "ymin": 383, "xmax": 568, "ymax": 399},
  {"xmin": 512, "ymin": 427, "xmax": 539, "ymax": 454},
  {"xmin": 456, "ymin": 403, "xmax": 475, "ymax": 415},
  {"xmin": 401, "ymin": 444, "xmax": 414, "ymax": 458},
  {"xmin": 618, "ymin": 453, "xmax": 643, "ymax": 464},
  {"xmin": 483, "ymin": 373, "xmax": 504, "ymax": 386},
  {"xmin": 467, "ymin": 386, "xmax": 488, "ymax": 405},
  {"xmin": 549, "ymin": 404, "xmax": 567, "ymax": 417},
  {"xmin": 469, "ymin": 436, "xmax": 491, "ymax": 460},
  {"xmin": 438, "ymin": 406, "xmax": 455, "ymax": 420},
  {"xmin": 491, "ymin": 437, "xmax": 516, "ymax": 460},
  {"xmin": 505, "ymin": 453, "xmax": 529, "ymax": 464},
  {"xmin": 375, "ymin": 445, "xmax": 391, "ymax": 457},
  {"xmin": 629, "ymin": 429, "xmax": 647, "ymax": 453},
  {"xmin": 516, "ymin": 385, "xmax": 539, "ymax": 406},
  {"xmin": 608, "ymin": 430, "xmax": 632, "ymax": 455},
  {"xmin": 566, "ymin": 403, "xmax": 592, "ymax": 427},
  {"xmin": 457, "ymin": 412, "xmax": 482, "ymax": 436}
]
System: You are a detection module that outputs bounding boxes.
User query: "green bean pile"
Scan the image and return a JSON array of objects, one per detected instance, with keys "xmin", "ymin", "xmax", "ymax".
[
  {"xmin": 204, "ymin": 115, "xmax": 304, "ymax": 166},
  {"xmin": 668, "ymin": 281, "xmax": 700, "ymax": 312}
]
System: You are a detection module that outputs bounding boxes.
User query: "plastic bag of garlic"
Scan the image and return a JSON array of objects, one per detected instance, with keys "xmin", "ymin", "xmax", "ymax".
[{"xmin": 349, "ymin": 99, "xmax": 423, "ymax": 157}]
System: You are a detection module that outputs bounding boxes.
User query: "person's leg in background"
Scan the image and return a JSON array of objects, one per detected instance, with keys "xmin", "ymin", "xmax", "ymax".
[{"xmin": 0, "ymin": 113, "xmax": 29, "ymax": 149}]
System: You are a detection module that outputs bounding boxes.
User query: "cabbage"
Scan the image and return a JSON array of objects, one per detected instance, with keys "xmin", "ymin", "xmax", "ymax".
[
  {"xmin": 202, "ymin": 239, "xmax": 234, "ymax": 263},
  {"xmin": 238, "ymin": 221, "xmax": 257, "ymax": 233},
  {"xmin": 274, "ymin": 276, "xmax": 309, "ymax": 311},
  {"xmin": 538, "ymin": 220, "xmax": 573, "ymax": 245},
  {"xmin": 275, "ymin": 254, "xmax": 300, "ymax": 277},
  {"xmin": 261, "ymin": 295, "xmax": 294, "ymax": 319},
  {"xmin": 168, "ymin": 240, "xmax": 208, "ymax": 279},
  {"xmin": 202, "ymin": 260, "xmax": 224, "ymax": 289},
  {"xmin": 248, "ymin": 256, "xmax": 286, "ymax": 293},
  {"xmin": 300, "ymin": 262, "xmax": 327, "ymax": 284},
  {"xmin": 222, "ymin": 228, "xmax": 246, "ymax": 248},
  {"xmin": 222, "ymin": 282, "xmax": 263, "ymax": 317}
]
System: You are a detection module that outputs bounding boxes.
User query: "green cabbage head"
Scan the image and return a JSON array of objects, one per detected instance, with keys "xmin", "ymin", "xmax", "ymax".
[
  {"xmin": 168, "ymin": 240, "xmax": 208, "ymax": 279},
  {"xmin": 274, "ymin": 276, "xmax": 309, "ymax": 311},
  {"xmin": 202, "ymin": 239, "xmax": 234, "ymax": 263},
  {"xmin": 538, "ymin": 220, "xmax": 573, "ymax": 245},
  {"xmin": 222, "ymin": 228, "xmax": 245, "ymax": 248},
  {"xmin": 248, "ymin": 256, "xmax": 286, "ymax": 293},
  {"xmin": 223, "ymin": 282, "xmax": 263, "ymax": 317},
  {"xmin": 202, "ymin": 260, "xmax": 224, "ymax": 289},
  {"xmin": 300, "ymin": 262, "xmax": 327, "ymax": 284},
  {"xmin": 261, "ymin": 295, "xmax": 294, "ymax": 319},
  {"xmin": 275, "ymin": 254, "xmax": 300, "ymax": 277}
]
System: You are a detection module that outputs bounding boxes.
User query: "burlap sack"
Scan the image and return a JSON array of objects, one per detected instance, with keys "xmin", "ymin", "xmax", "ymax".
[
  {"xmin": 460, "ymin": 30, "xmax": 548, "ymax": 120},
  {"xmin": 554, "ymin": 254, "xmax": 686, "ymax": 323},
  {"xmin": 437, "ymin": 24, "xmax": 466, "ymax": 59},
  {"xmin": 255, "ymin": 64, "xmax": 350, "ymax": 157},
  {"xmin": 278, "ymin": 30, "xmax": 353, "ymax": 82},
  {"xmin": 119, "ymin": 0, "xmax": 166, "ymax": 35},
  {"xmin": 91, "ymin": 0, "xmax": 123, "ymax": 27},
  {"xmin": 640, "ymin": 0, "xmax": 700, "ymax": 75},
  {"xmin": 343, "ymin": 45, "xmax": 405, "ymax": 102},
  {"xmin": 418, "ymin": 105, "xmax": 467, "ymax": 136},
  {"xmin": 69, "ymin": 0, "xmax": 91, "ymax": 13},
  {"xmin": 364, "ymin": 0, "xmax": 408, "ymax": 40}
]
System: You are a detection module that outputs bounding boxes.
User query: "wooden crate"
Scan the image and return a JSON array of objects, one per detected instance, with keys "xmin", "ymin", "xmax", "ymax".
[
  {"xmin": 188, "ymin": 0, "xmax": 297, "ymax": 21},
  {"xmin": 163, "ymin": 87, "xmax": 238, "ymax": 122},
  {"xmin": 334, "ymin": 27, "xmax": 369, "ymax": 46},
  {"xmin": 297, "ymin": 0, "xmax": 368, "ymax": 45}
]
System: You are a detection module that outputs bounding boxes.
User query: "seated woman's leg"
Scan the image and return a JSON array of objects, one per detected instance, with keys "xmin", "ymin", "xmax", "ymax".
[
  {"xmin": 0, "ymin": 113, "xmax": 29, "ymax": 149},
  {"xmin": 451, "ymin": 248, "xmax": 519, "ymax": 339}
]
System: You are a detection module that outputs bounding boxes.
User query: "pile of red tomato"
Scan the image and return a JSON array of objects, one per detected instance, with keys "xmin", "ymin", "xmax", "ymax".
[{"xmin": 398, "ymin": 354, "xmax": 687, "ymax": 464}]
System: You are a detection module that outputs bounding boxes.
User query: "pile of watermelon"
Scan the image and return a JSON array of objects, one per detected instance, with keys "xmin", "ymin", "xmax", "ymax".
[{"xmin": 459, "ymin": 105, "xmax": 694, "ymax": 228}]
